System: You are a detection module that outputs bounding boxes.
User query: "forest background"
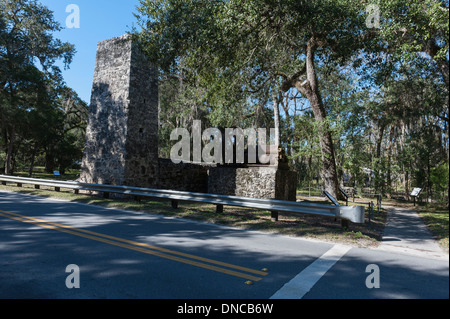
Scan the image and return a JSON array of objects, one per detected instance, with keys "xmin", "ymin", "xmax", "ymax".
[{"xmin": 1, "ymin": 0, "xmax": 448, "ymax": 204}]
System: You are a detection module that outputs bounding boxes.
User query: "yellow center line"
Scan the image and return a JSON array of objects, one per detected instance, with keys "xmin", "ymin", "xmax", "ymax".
[{"xmin": 0, "ymin": 210, "xmax": 268, "ymax": 282}]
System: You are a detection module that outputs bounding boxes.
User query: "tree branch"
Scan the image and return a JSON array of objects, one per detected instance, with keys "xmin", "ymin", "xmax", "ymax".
[{"xmin": 279, "ymin": 64, "xmax": 306, "ymax": 92}]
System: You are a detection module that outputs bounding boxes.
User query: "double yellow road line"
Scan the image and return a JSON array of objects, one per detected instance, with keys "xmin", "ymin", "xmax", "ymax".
[{"xmin": 0, "ymin": 209, "xmax": 268, "ymax": 282}]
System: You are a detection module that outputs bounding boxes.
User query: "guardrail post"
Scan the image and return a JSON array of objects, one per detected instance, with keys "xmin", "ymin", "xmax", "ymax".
[
  {"xmin": 171, "ymin": 199, "xmax": 178, "ymax": 209},
  {"xmin": 368, "ymin": 201, "xmax": 373, "ymax": 228},
  {"xmin": 339, "ymin": 187, "xmax": 349, "ymax": 206},
  {"xmin": 55, "ymin": 187, "xmax": 60, "ymax": 192},
  {"xmin": 341, "ymin": 219, "xmax": 349, "ymax": 229},
  {"xmin": 1, "ymin": 181, "xmax": 6, "ymax": 185},
  {"xmin": 73, "ymin": 189, "xmax": 79, "ymax": 195},
  {"xmin": 271, "ymin": 211, "xmax": 279, "ymax": 222},
  {"xmin": 34, "ymin": 185, "xmax": 40, "ymax": 189},
  {"xmin": 216, "ymin": 204, "xmax": 223, "ymax": 213},
  {"xmin": 17, "ymin": 183, "xmax": 22, "ymax": 187},
  {"xmin": 372, "ymin": 201, "xmax": 374, "ymax": 216}
]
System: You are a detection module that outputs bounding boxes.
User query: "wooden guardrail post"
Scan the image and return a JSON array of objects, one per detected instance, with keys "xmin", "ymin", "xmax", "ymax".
[
  {"xmin": 271, "ymin": 211, "xmax": 279, "ymax": 222},
  {"xmin": 341, "ymin": 219, "xmax": 349, "ymax": 229}
]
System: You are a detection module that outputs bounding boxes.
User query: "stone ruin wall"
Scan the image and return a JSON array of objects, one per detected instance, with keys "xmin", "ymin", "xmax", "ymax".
[
  {"xmin": 207, "ymin": 166, "xmax": 297, "ymax": 201},
  {"xmin": 158, "ymin": 159, "xmax": 210, "ymax": 193},
  {"xmin": 80, "ymin": 35, "xmax": 297, "ymax": 201}
]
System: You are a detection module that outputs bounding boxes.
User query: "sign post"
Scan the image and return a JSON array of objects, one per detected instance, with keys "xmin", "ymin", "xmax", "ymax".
[
  {"xmin": 410, "ymin": 187, "xmax": 422, "ymax": 206},
  {"xmin": 339, "ymin": 187, "xmax": 349, "ymax": 206},
  {"xmin": 323, "ymin": 190, "xmax": 340, "ymax": 206}
]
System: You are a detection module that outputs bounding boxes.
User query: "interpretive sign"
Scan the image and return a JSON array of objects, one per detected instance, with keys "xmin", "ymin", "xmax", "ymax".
[
  {"xmin": 410, "ymin": 187, "xmax": 422, "ymax": 206},
  {"xmin": 410, "ymin": 188, "xmax": 422, "ymax": 197}
]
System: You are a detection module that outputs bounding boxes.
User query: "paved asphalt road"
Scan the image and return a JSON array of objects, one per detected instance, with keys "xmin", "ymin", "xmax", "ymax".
[{"xmin": 0, "ymin": 190, "xmax": 448, "ymax": 301}]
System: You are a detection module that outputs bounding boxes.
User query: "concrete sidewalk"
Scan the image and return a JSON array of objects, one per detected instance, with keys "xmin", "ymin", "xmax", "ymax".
[{"xmin": 376, "ymin": 206, "xmax": 448, "ymax": 261}]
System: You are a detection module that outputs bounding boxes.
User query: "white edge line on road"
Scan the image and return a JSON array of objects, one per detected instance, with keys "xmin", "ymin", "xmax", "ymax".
[{"xmin": 270, "ymin": 244, "xmax": 352, "ymax": 299}]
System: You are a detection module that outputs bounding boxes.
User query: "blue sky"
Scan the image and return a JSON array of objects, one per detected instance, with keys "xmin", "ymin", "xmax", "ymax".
[{"xmin": 40, "ymin": 0, "xmax": 142, "ymax": 103}]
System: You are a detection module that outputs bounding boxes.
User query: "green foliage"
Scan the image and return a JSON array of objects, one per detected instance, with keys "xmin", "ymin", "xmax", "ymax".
[
  {"xmin": 431, "ymin": 163, "xmax": 449, "ymax": 193},
  {"xmin": 0, "ymin": 0, "xmax": 86, "ymax": 175},
  {"xmin": 379, "ymin": 0, "xmax": 449, "ymax": 62},
  {"xmin": 134, "ymin": 0, "xmax": 449, "ymax": 202}
]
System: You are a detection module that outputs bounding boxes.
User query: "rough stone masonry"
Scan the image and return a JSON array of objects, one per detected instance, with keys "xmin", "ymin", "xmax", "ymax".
[
  {"xmin": 80, "ymin": 34, "xmax": 297, "ymax": 201},
  {"xmin": 80, "ymin": 34, "xmax": 159, "ymax": 187}
]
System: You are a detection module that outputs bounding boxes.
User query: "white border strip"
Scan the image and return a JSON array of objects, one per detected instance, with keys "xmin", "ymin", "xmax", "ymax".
[{"xmin": 270, "ymin": 244, "xmax": 351, "ymax": 299}]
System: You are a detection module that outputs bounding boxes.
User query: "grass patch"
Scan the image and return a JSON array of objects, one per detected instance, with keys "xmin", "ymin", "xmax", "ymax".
[{"xmin": 417, "ymin": 205, "xmax": 449, "ymax": 252}]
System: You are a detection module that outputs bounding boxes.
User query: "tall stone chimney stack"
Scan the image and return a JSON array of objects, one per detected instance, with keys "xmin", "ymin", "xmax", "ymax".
[{"xmin": 80, "ymin": 34, "xmax": 159, "ymax": 187}]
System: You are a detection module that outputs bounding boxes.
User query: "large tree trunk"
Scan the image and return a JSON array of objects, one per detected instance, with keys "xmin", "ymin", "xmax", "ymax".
[
  {"xmin": 399, "ymin": 120, "xmax": 410, "ymax": 198},
  {"xmin": 28, "ymin": 142, "xmax": 38, "ymax": 177},
  {"xmin": 5, "ymin": 126, "xmax": 15, "ymax": 175},
  {"xmin": 272, "ymin": 89, "xmax": 280, "ymax": 147},
  {"xmin": 295, "ymin": 37, "xmax": 342, "ymax": 201},
  {"xmin": 44, "ymin": 147, "xmax": 56, "ymax": 173},
  {"xmin": 386, "ymin": 125, "xmax": 395, "ymax": 195},
  {"xmin": 375, "ymin": 122, "xmax": 386, "ymax": 195}
]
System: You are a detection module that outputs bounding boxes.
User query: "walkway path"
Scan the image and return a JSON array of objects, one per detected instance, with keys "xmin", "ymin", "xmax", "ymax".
[{"xmin": 376, "ymin": 206, "xmax": 448, "ymax": 261}]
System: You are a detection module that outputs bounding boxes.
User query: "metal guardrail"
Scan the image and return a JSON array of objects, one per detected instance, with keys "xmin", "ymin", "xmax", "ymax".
[{"xmin": 0, "ymin": 175, "xmax": 365, "ymax": 224}]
